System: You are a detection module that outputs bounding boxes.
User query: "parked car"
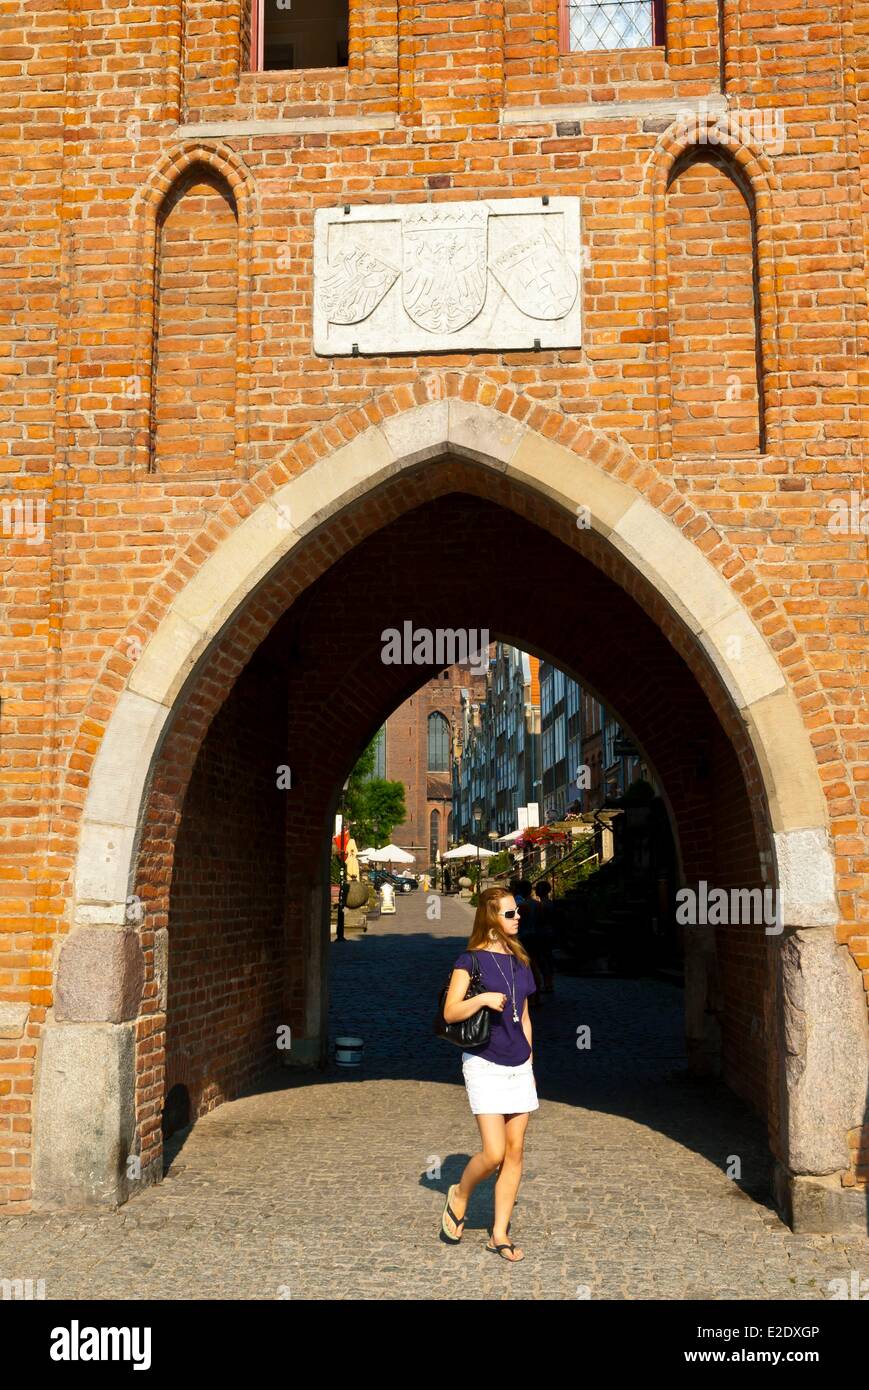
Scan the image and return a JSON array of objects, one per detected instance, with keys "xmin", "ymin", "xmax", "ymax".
[
  {"xmin": 392, "ymin": 873, "xmax": 419, "ymax": 893},
  {"xmin": 370, "ymin": 868, "xmax": 418, "ymax": 893}
]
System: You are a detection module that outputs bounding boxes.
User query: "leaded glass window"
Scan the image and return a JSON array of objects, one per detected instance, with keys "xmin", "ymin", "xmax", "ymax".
[{"xmin": 563, "ymin": 1, "xmax": 663, "ymax": 52}]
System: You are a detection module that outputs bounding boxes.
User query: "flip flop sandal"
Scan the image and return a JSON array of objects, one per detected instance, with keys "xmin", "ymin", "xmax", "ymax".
[
  {"xmin": 486, "ymin": 1240, "xmax": 524, "ymax": 1262},
  {"xmin": 441, "ymin": 1184, "xmax": 466, "ymax": 1243}
]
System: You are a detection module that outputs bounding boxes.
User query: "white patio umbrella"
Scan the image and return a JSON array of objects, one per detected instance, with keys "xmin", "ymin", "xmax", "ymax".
[
  {"xmin": 443, "ymin": 842, "xmax": 495, "ymax": 860},
  {"xmin": 497, "ymin": 829, "xmax": 525, "ymax": 844},
  {"xmin": 363, "ymin": 843, "xmax": 415, "ymax": 865}
]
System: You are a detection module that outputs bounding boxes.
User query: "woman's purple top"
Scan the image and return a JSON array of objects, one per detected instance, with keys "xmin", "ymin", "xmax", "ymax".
[{"xmin": 453, "ymin": 948, "xmax": 534, "ymax": 1067}]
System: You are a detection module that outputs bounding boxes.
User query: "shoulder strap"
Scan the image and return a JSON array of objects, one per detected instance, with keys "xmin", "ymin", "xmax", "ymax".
[{"xmin": 459, "ymin": 948, "xmax": 479, "ymax": 978}]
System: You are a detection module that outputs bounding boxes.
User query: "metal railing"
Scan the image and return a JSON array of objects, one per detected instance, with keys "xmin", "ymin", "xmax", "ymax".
[
  {"xmin": 488, "ymin": 838, "xmax": 600, "ymax": 897},
  {"xmin": 531, "ymin": 849, "xmax": 600, "ymax": 897}
]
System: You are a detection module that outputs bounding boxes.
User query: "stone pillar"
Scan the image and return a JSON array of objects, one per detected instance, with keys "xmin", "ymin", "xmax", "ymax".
[
  {"xmin": 772, "ymin": 926, "xmax": 869, "ymax": 1235},
  {"xmin": 33, "ymin": 926, "xmax": 145, "ymax": 1210}
]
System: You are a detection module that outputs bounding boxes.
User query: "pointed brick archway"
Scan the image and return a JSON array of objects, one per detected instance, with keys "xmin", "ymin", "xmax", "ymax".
[{"xmin": 35, "ymin": 399, "xmax": 868, "ymax": 1234}]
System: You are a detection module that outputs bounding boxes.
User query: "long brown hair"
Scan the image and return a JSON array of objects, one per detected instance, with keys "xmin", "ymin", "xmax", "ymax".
[{"xmin": 466, "ymin": 886, "xmax": 530, "ymax": 967}]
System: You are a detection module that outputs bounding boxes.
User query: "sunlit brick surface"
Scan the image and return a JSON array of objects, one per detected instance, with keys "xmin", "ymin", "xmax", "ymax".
[{"xmin": 1, "ymin": 0, "xmax": 867, "ymax": 1214}]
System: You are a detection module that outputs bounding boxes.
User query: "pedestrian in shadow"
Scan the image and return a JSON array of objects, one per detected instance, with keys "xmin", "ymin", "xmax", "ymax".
[
  {"xmin": 533, "ymin": 881, "xmax": 556, "ymax": 994},
  {"xmin": 516, "ymin": 879, "xmax": 545, "ymax": 1007}
]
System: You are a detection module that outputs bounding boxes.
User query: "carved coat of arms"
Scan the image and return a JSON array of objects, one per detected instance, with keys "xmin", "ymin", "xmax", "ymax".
[
  {"xmin": 317, "ymin": 246, "xmax": 399, "ymax": 325},
  {"xmin": 402, "ymin": 208, "xmax": 488, "ymax": 334},
  {"xmin": 313, "ymin": 198, "xmax": 582, "ymax": 355},
  {"xmin": 489, "ymin": 231, "xmax": 578, "ymax": 321}
]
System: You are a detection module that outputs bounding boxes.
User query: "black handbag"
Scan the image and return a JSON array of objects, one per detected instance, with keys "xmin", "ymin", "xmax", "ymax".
[{"xmin": 434, "ymin": 951, "xmax": 491, "ymax": 1049}]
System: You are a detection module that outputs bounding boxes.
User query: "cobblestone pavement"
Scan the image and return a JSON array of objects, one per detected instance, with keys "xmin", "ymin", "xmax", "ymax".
[{"xmin": 2, "ymin": 892, "xmax": 867, "ymax": 1300}]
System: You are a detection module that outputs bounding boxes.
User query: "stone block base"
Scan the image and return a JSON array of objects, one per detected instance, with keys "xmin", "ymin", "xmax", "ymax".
[
  {"xmin": 33, "ymin": 1020, "xmax": 136, "ymax": 1210},
  {"xmin": 773, "ymin": 1162, "xmax": 869, "ymax": 1236}
]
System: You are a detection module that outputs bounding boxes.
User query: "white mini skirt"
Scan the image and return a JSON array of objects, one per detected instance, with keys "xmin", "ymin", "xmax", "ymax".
[{"xmin": 461, "ymin": 1051, "xmax": 539, "ymax": 1116}]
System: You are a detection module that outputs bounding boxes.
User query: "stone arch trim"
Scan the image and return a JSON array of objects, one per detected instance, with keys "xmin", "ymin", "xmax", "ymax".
[
  {"xmin": 69, "ymin": 391, "xmax": 838, "ymax": 937},
  {"xmin": 131, "ymin": 142, "xmax": 256, "ymax": 474},
  {"xmin": 646, "ymin": 114, "xmax": 783, "ymax": 460}
]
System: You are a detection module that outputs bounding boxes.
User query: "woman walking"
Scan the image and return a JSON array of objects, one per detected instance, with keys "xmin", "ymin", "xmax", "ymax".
[{"xmin": 439, "ymin": 886, "xmax": 538, "ymax": 1262}]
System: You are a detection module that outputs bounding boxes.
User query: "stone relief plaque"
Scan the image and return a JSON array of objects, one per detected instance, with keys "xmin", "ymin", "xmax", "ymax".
[{"xmin": 313, "ymin": 198, "xmax": 582, "ymax": 356}]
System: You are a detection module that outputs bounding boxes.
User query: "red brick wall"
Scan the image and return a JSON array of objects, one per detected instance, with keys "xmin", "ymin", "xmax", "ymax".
[
  {"xmin": 709, "ymin": 735, "xmax": 769, "ymax": 1119},
  {"xmin": 1, "ymin": 1, "xmax": 867, "ymax": 1210},
  {"xmin": 666, "ymin": 154, "xmax": 762, "ymax": 455},
  {"xmin": 162, "ymin": 643, "xmax": 288, "ymax": 1129},
  {"xmin": 151, "ymin": 168, "xmax": 239, "ymax": 472},
  {"xmin": 0, "ymin": 0, "xmax": 67, "ymax": 1212}
]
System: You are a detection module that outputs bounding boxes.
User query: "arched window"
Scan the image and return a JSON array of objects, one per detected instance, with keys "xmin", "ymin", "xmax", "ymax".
[
  {"xmin": 430, "ymin": 810, "xmax": 440, "ymax": 863},
  {"xmin": 427, "ymin": 713, "xmax": 450, "ymax": 771}
]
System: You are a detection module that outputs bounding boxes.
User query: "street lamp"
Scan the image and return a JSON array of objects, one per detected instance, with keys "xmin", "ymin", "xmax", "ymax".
[
  {"xmin": 472, "ymin": 800, "xmax": 483, "ymax": 892},
  {"xmin": 487, "ymin": 830, "xmax": 498, "ymax": 887}
]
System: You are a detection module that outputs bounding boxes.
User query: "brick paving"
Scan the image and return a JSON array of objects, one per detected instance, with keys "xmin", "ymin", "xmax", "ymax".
[{"xmin": 2, "ymin": 891, "xmax": 867, "ymax": 1300}]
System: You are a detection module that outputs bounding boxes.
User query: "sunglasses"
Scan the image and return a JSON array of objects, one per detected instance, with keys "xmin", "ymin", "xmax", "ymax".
[{"xmin": 500, "ymin": 908, "xmax": 518, "ymax": 919}]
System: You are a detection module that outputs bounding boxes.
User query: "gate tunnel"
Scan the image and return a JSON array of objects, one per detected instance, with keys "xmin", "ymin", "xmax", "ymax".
[{"xmin": 35, "ymin": 403, "xmax": 866, "ymax": 1235}]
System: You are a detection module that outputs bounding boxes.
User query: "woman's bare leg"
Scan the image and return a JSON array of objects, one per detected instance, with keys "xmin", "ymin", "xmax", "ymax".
[
  {"xmin": 444, "ymin": 1114, "xmax": 505, "ymax": 1237},
  {"xmin": 490, "ymin": 1112, "xmax": 529, "ymax": 1260}
]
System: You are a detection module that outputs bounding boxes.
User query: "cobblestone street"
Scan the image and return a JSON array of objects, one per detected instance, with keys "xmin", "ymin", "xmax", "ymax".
[{"xmin": 2, "ymin": 891, "xmax": 867, "ymax": 1301}]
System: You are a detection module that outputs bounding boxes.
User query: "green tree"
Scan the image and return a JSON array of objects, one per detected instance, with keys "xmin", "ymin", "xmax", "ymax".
[
  {"xmin": 354, "ymin": 778, "xmax": 406, "ymax": 849},
  {"xmin": 341, "ymin": 735, "xmax": 407, "ymax": 850}
]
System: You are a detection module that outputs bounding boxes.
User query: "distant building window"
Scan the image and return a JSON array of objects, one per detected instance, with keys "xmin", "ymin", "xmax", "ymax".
[
  {"xmin": 560, "ymin": 0, "xmax": 665, "ymax": 52},
  {"xmin": 555, "ymin": 717, "xmax": 566, "ymax": 762},
  {"xmin": 428, "ymin": 713, "xmax": 450, "ymax": 772},
  {"xmin": 371, "ymin": 725, "xmax": 387, "ymax": 780},
  {"xmin": 430, "ymin": 810, "xmax": 440, "ymax": 862},
  {"xmin": 250, "ymin": 0, "xmax": 349, "ymax": 72}
]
